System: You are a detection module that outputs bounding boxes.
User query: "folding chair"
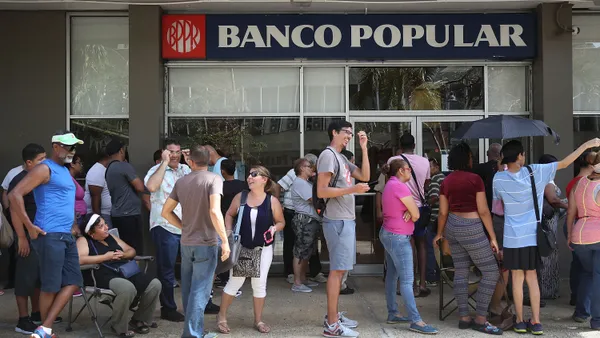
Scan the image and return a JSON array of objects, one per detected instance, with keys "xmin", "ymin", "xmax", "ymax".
[
  {"xmin": 435, "ymin": 239, "xmax": 481, "ymax": 321},
  {"xmin": 66, "ymin": 230, "xmax": 154, "ymax": 338}
]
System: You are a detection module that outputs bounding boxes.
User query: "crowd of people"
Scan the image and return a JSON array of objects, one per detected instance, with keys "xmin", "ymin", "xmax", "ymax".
[{"xmin": 1, "ymin": 122, "xmax": 600, "ymax": 338}]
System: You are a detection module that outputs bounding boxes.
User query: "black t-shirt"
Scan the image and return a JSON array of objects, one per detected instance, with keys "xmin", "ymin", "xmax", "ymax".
[
  {"xmin": 222, "ymin": 180, "xmax": 248, "ymax": 216},
  {"xmin": 473, "ymin": 160, "xmax": 498, "ymax": 212},
  {"xmin": 7, "ymin": 170, "xmax": 36, "ymax": 223}
]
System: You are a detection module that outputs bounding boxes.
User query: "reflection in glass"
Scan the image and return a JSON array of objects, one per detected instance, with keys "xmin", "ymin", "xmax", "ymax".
[
  {"xmin": 421, "ymin": 121, "xmax": 480, "ymax": 171},
  {"xmin": 169, "ymin": 68, "xmax": 300, "ymax": 115},
  {"xmin": 303, "ymin": 68, "xmax": 345, "ymax": 113},
  {"xmin": 70, "ymin": 119, "xmax": 129, "ymax": 171},
  {"xmin": 573, "ymin": 42, "xmax": 600, "ymax": 111},
  {"xmin": 349, "ymin": 67, "xmax": 483, "ymax": 111},
  {"xmin": 488, "ymin": 66, "xmax": 528, "ymax": 112},
  {"xmin": 574, "ymin": 115, "xmax": 600, "ymax": 148},
  {"xmin": 304, "ymin": 117, "xmax": 345, "ymax": 156},
  {"xmin": 70, "ymin": 17, "xmax": 129, "ymax": 116}
]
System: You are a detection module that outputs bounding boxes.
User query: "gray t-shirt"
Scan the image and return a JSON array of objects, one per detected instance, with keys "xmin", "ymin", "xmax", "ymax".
[
  {"xmin": 291, "ymin": 177, "xmax": 319, "ymax": 219},
  {"xmin": 106, "ymin": 161, "xmax": 141, "ymax": 217},
  {"xmin": 317, "ymin": 147, "xmax": 357, "ymax": 220}
]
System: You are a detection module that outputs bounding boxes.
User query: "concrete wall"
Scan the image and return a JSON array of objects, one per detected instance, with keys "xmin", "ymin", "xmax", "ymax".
[{"xmin": 532, "ymin": 3, "xmax": 574, "ymax": 278}]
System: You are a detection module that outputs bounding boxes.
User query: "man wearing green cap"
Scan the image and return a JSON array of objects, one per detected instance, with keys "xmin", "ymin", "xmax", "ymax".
[{"xmin": 8, "ymin": 130, "xmax": 84, "ymax": 338}]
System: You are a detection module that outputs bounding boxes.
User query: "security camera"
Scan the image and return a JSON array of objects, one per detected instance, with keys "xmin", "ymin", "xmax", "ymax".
[{"xmin": 572, "ymin": 26, "xmax": 581, "ymax": 35}]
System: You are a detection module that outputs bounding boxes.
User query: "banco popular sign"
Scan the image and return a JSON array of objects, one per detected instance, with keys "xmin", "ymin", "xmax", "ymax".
[{"xmin": 162, "ymin": 13, "xmax": 535, "ymax": 60}]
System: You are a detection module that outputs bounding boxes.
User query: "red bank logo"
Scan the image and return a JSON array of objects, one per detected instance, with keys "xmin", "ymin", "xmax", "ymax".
[{"xmin": 162, "ymin": 15, "xmax": 206, "ymax": 59}]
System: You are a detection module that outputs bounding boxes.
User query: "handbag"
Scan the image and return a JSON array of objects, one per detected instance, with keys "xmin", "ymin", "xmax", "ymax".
[
  {"xmin": 215, "ymin": 191, "xmax": 249, "ymax": 275},
  {"xmin": 0, "ymin": 212, "xmax": 14, "ymax": 248},
  {"xmin": 525, "ymin": 166, "xmax": 557, "ymax": 257},
  {"xmin": 399, "ymin": 154, "xmax": 431, "ymax": 227},
  {"xmin": 90, "ymin": 240, "xmax": 141, "ymax": 278},
  {"xmin": 232, "ymin": 246, "xmax": 263, "ymax": 278}
]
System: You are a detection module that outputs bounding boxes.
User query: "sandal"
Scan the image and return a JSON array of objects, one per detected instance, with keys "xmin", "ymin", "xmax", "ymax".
[
  {"xmin": 111, "ymin": 326, "xmax": 136, "ymax": 337},
  {"xmin": 415, "ymin": 287, "xmax": 431, "ymax": 298},
  {"xmin": 129, "ymin": 320, "xmax": 150, "ymax": 334},
  {"xmin": 472, "ymin": 321, "xmax": 503, "ymax": 335},
  {"xmin": 217, "ymin": 315, "xmax": 231, "ymax": 334},
  {"xmin": 255, "ymin": 321, "xmax": 271, "ymax": 333}
]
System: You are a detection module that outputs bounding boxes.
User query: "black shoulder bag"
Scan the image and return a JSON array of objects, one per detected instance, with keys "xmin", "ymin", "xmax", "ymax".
[
  {"xmin": 313, "ymin": 148, "xmax": 341, "ymax": 217},
  {"xmin": 399, "ymin": 155, "xmax": 431, "ymax": 228},
  {"xmin": 525, "ymin": 165, "xmax": 557, "ymax": 257}
]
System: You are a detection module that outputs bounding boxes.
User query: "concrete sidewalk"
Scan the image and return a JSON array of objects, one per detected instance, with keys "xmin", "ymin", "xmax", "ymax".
[{"xmin": 0, "ymin": 277, "xmax": 595, "ymax": 338}]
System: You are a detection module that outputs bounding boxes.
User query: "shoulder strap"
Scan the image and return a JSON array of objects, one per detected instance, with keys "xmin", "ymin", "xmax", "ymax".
[
  {"xmin": 399, "ymin": 154, "xmax": 426, "ymax": 204},
  {"xmin": 322, "ymin": 148, "xmax": 342, "ymax": 208},
  {"xmin": 104, "ymin": 160, "xmax": 120, "ymax": 180},
  {"xmin": 233, "ymin": 191, "xmax": 249, "ymax": 236},
  {"xmin": 88, "ymin": 239, "xmax": 120, "ymax": 273},
  {"xmin": 525, "ymin": 165, "xmax": 541, "ymax": 223}
]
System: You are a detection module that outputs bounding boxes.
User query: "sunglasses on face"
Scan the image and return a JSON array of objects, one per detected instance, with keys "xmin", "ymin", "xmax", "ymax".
[
  {"xmin": 59, "ymin": 144, "xmax": 77, "ymax": 152},
  {"xmin": 249, "ymin": 171, "xmax": 262, "ymax": 178}
]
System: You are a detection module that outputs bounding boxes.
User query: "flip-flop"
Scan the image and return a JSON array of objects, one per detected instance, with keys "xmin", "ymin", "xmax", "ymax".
[
  {"xmin": 111, "ymin": 326, "xmax": 136, "ymax": 337},
  {"xmin": 129, "ymin": 320, "xmax": 150, "ymax": 334},
  {"xmin": 255, "ymin": 321, "xmax": 271, "ymax": 333},
  {"xmin": 217, "ymin": 316, "xmax": 230, "ymax": 334}
]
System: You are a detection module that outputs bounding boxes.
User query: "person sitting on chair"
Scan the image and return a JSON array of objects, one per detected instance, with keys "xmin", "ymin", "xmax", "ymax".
[{"xmin": 76, "ymin": 214, "xmax": 161, "ymax": 337}]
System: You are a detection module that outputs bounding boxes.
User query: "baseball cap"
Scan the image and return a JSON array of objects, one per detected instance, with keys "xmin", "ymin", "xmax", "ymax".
[
  {"xmin": 105, "ymin": 139, "xmax": 124, "ymax": 156},
  {"xmin": 51, "ymin": 132, "xmax": 84, "ymax": 146}
]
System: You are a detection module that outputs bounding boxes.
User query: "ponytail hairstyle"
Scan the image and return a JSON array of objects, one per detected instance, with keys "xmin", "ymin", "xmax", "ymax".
[{"xmin": 250, "ymin": 165, "xmax": 276, "ymax": 194}]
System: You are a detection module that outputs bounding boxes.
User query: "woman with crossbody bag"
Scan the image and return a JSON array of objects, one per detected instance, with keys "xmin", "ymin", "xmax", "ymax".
[{"xmin": 217, "ymin": 165, "xmax": 285, "ymax": 334}]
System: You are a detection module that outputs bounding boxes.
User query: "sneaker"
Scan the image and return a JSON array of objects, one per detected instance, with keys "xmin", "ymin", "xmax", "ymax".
[
  {"xmin": 235, "ymin": 290, "xmax": 242, "ymax": 298},
  {"xmin": 161, "ymin": 308, "xmax": 185, "ymax": 322},
  {"xmin": 527, "ymin": 321, "xmax": 543, "ymax": 335},
  {"xmin": 305, "ymin": 280, "xmax": 319, "ymax": 287},
  {"xmin": 205, "ymin": 301, "xmax": 220, "ymax": 314},
  {"xmin": 15, "ymin": 317, "xmax": 37, "ymax": 335},
  {"xmin": 323, "ymin": 321, "xmax": 359, "ymax": 337},
  {"xmin": 324, "ymin": 312, "xmax": 358, "ymax": 329},
  {"xmin": 286, "ymin": 274, "xmax": 295, "ymax": 284},
  {"xmin": 310, "ymin": 273, "xmax": 328, "ymax": 283},
  {"xmin": 572, "ymin": 313, "xmax": 588, "ymax": 323},
  {"xmin": 409, "ymin": 323, "xmax": 439, "ymax": 334},
  {"xmin": 29, "ymin": 326, "xmax": 53, "ymax": 338},
  {"xmin": 513, "ymin": 321, "xmax": 528, "ymax": 334},
  {"xmin": 292, "ymin": 284, "xmax": 313, "ymax": 293},
  {"xmin": 30, "ymin": 313, "xmax": 62, "ymax": 325},
  {"xmin": 340, "ymin": 287, "xmax": 355, "ymax": 295}
]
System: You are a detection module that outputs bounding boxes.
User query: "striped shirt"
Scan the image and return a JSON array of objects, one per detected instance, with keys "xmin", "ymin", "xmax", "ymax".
[
  {"xmin": 277, "ymin": 168, "xmax": 296, "ymax": 210},
  {"xmin": 426, "ymin": 172, "xmax": 445, "ymax": 222},
  {"xmin": 492, "ymin": 163, "xmax": 558, "ymax": 248}
]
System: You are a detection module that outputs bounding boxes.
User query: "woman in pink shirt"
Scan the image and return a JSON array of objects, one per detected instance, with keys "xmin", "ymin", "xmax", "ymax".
[
  {"xmin": 567, "ymin": 153, "xmax": 600, "ymax": 329},
  {"xmin": 65, "ymin": 154, "xmax": 87, "ymax": 226},
  {"xmin": 380, "ymin": 159, "xmax": 438, "ymax": 335}
]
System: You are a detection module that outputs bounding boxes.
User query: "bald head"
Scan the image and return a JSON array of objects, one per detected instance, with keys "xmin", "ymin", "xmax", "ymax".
[{"xmin": 487, "ymin": 143, "xmax": 502, "ymax": 161}]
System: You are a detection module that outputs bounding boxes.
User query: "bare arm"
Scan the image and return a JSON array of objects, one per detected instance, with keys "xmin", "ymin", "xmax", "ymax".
[
  {"xmin": 270, "ymin": 196, "xmax": 285, "ymax": 232},
  {"xmin": 476, "ymin": 191, "xmax": 497, "ymax": 243},
  {"xmin": 558, "ymin": 138, "xmax": 600, "ymax": 170},
  {"xmin": 400, "ymin": 195, "xmax": 420, "ymax": 222},
  {"xmin": 161, "ymin": 198, "xmax": 183, "ymax": 230},
  {"xmin": 544, "ymin": 184, "xmax": 568, "ymax": 209},
  {"xmin": 209, "ymin": 194, "xmax": 228, "ymax": 245},
  {"xmin": 10, "ymin": 207, "xmax": 30, "ymax": 257},
  {"xmin": 145, "ymin": 160, "xmax": 169, "ymax": 192},
  {"xmin": 77, "ymin": 237, "xmax": 114, "ymax": 265},
  {"xmin": 351, "ymin": 132, "xmax": 371, "ymax": 181},
  {"xmin": 130, "ymin": 178, "xmax": 146, "ymax": 194},
  {"xmin": 316, "ymin": 171, "xmax": 358, "ymax": 199},
  {"xmin": 89, "ymin": 185, "xmax": 103, "ymax": 214},
  {"xmin": 8, "ymin": 165, "xmax": 49, "ymax": 232},
  {"xmin": 436, "ymin": 194, "xmax": 449, "ymax": 238},
  {"xmin": 566, "ymin": 189, "xmax": 578, "ymax": 245},
  {"xmin": 142, "ymin": 193, "xmax": 151, "ymax": 211},
  {"xmin": 113, "ymin": 234, "xmax": 136, "ymax": 259}
]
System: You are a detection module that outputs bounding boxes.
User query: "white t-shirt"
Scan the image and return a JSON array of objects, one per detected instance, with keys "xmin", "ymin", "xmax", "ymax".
[
  {"xmin": 2, "ymin": 165, "xmax": 24, "ymax": 190},
  {"xmin": 84, "ymin": 162, "xmax": 112, "ymax": 215}
]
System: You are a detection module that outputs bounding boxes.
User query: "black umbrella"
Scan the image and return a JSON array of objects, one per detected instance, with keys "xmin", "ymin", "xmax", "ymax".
[{"xmin": 452, "ymin": 115, "xmax": 560, "ymax": 144}]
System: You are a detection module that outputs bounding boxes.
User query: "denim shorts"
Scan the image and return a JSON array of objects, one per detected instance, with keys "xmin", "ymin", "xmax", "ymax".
[
  {"xmin": 31, "ymin": 232, "xmax": 83, "ymax": 293},
  {"xmin": 322, "ymin": 218, "xmax": 355, "ymax": 271}
]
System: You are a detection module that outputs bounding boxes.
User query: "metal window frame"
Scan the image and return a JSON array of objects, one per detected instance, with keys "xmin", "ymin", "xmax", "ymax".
[{"xmin": 66, "ymin": 12, "xmax": 129, "ymax": 129}]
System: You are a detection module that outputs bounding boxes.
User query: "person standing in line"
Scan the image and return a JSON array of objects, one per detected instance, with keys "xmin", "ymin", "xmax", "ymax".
[
  {"xmin": 339, "ymin": 149, "xmax": 355, "ymax": 295},
  {"xmin": 207, "ymin": 145, "xmax": 238, "ymax": 180},
  {"xmin": 473, "ymin": 143, "xmax": 503, "ymax": 212},
  {"xmin": 493, "ymin": 138, "xmax": 600, "ymax": 335},
  {"xmin": 83, "ymin": 151, "xmax": 114, "ymax": 228},
  {"xmin": 65, "ymin": 154, "xmax": 86, "ymax": 227},
  {"xmin": 144, "ymin": 139, "xmax": 191, "ymax": 323},
  {"xmin": 215, "ymin": 158, "xmax": 248, "ymax": 289},
  {"xmin": 7, "ymin": 144, "xmax": 49, "ymax": 335},
  {"xmin": 104, "ymin": 139, "xmax": 146, "ymax": 254},
  {"xmin": 161, "ymin": 145, "xmax": 230, "ymax": 338},
  {"xmin": 317, "ymin": 120, "xmax": 371, "ymax": 338},
  {"xmin": 425, "ymin": 157, "xmax": 444, "ymax": 284},
  {"xmin": 9, "ymin": 131, "xmax": 84, "ymax": 338},
  {"xmin": 276, "ymin": 153, "xmax": 326, "ymax": 285}
]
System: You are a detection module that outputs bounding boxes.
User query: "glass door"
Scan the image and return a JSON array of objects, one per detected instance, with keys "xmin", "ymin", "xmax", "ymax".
[
  {"xmin": 349, "ymin": 118, "xmax": 415, "ymax": 273},
  {"xmin": 416, "ymin": 116, "xmax": 485, "ymax": 171}
]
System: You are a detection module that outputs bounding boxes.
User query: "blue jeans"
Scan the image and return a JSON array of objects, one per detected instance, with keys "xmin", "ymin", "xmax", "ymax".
[
  {"xmin": 573, "ymin": 242, "xmax": 600, "ymax": 327},
  {"xmin": 151, "ymin": 226, "xmax": 181, "ymax": 311},
  {"xmin": 180, "ymin": 245, "xmax": 218, "ymax": 338},
  {"xmin": 380, "ymin": 227, "xmax": 422, "ymax": 323}
]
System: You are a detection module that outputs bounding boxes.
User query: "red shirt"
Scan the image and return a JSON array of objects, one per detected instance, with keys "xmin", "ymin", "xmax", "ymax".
[
  {"xmin": 566, "ymin": 176, "xmax": 583, "ymax": 198},
  {"xmin": 440, "ymin": 170, "xmax": 485, "ymax": 213}
]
